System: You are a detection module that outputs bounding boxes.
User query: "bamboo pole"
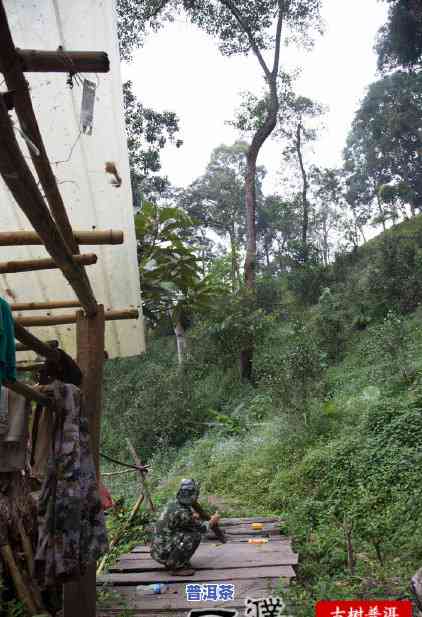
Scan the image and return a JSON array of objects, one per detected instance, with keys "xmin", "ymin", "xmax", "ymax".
[
  {"xmin": 16, "ymin": 363, "xmax": 44, "ymax": 372},
  {"xmin": 102, "ymin": 469, "xmax": 137, "ymax": 477},
  {"xmin": 0, "ymin": 230, "xmax": 124, "ymax": 246},
  {"xmin": 126, "ymin": 438, "xmax": 155, "ymax": 513},
  {"xmin": 17, "ymin": 520, "xmax": 45, "ymax": 611},
  {"xmin": 4, "ymin": 379, "xmax": 53, "ymax": 407},
  {"xmin": 17, "ymin": 49, "xmax": 110, "ymax": 73},
  {"xmin": 15, "ymin": 308, "xmax": 138, "ymax": 327},
  {"xmin": 0, "ymin": 95, "xmax": 98, "ymax": 316},
  {"xmin": 0, "ymin": 544, "xmax": 38, "ymax": 616},
  {"xmin": 12, "ymin": 301, "xmax": 81, "ymax": 312},
  {"xmin": 0, "ymin": 253, "xmax": 97, "ymax": 274}
]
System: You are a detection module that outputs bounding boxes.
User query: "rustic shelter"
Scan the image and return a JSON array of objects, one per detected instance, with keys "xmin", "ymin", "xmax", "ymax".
[{"xmin": 0, "ymin": 1, "xmax": 143, "ymax": 615}]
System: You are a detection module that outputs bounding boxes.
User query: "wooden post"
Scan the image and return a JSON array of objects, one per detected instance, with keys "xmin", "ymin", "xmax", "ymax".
[{"xmin": 63, "ymin": 306, "xmax": 105, "ymax": 617}]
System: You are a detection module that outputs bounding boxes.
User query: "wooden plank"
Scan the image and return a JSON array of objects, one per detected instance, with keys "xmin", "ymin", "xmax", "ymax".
[
  {"xmin": 222, "ymin": 526, "xmax": 280, "ymax": 536},
  {"xmin": 111, "ymin": 555, "xmax": 297, "ymax": 573},
  {"xmin": 219, "ymin": 517, "xmax": 280, "ymax": 526},
  {"xmin": 100, "ymin": 578, "xmax": 280, "ymax": 612},
  {"xmin": 0, "ymin": 95, "xmax": 97, "ymax": 316},
  {"xmin": 17, "ymin": 49, "xmax": 109, "ymax": 73},
  {"xmin": 132, "ymin": 536, "xmax": 291, "ymax": 552},
  {"xmin": 0, "ymin": 230, "xmax": 124, "ymax": 246},
  {"xmin": 204, "ymin": 535, "xmax": 286, "ymax": 543},
  {"xmin": 97, "ymin": 565, "xmax": 295, "ymax": 586},
  {"xmin": 111, "ymin": 549, "xmax": 298, "ymax": 573},
  {"xmin": 15, "ymin": 308, "xmax": 138, "ymax": 327},
  {"xmin": 0, "ymin": 253, "xmax": 97, "ymax": 274},
  {"xmin": 120, "ymin": 536, "xmax": 291, "ymax": 560}
]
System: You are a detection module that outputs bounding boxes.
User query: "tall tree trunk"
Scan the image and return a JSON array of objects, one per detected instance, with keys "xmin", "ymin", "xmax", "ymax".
[
  {"xmin": 376, "ymin": 194, "xmax": 386, "ymax": 231},
  {"xmin": 264, "ymin": 240, "xmax": 271, "ymax": 268},
  {"xmin": 174, "ymin": 320, "xmax": 186, "ymax": 366},
  {"xmin": 219, "ymin": 0, "xmax": 285, "ymax": 382},
  {"xmin": 244, "ymin": 152, "xmax": 258, "ymax": 290},
  {"xmin": 296, "ymin": 122, "xmax": 309, "ymax": 263},
  {"xmin": 322, "ymin": 215, "xmax": 329, "ymax": 266},
  {"xmin": 228, "ymin": 228, "xmax": 237, "ymax": 293},
  {"xmin": 241, "ymin": 87, "xmax": 279, "ymax": 382}
]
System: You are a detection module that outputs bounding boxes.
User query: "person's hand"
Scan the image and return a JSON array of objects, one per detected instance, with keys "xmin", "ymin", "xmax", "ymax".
[{"xmin": 209, "ymin": 512, "xmax": 220, "ymax": 528}]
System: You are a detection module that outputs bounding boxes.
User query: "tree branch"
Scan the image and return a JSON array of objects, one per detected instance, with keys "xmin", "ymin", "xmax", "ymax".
[
  {"xmin": 272, "ymin": 0, "xmax": 285, "ymax": 78},
  {"xmin": 217, "ymin": 0, "xmax": 272, "ymax": 80}
]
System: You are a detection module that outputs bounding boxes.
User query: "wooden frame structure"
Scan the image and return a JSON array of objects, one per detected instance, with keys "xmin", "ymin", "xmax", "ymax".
[{"xmin": 0, "ymin": 2, "xmax": 140, "ymax": 615}]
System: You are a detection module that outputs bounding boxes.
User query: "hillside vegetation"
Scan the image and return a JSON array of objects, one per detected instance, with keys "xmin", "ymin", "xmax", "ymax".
[{"xmin": 101, "ymin": 215, "xmax": 422, "ymax": 615}]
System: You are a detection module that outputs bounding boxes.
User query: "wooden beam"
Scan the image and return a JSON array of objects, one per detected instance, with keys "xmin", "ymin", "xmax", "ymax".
[
  {"xmin": 4, "ymin": 379, "xmax": 53, "ymax": 408},
  {"xmin": 14, "ymin": 323, "xmax": 59, "ymax": 360},
  {"xmin": 0, "ymin": 96, "xmax": 98, "ymax": 316},
  {"xmin": 0, "ymin": 253, "xmax": 97, "ymax": 274},
  {"xmin": 15, "ymin": 339, "xmax": 58, "ymax": 352},
  {"xmin": 63, "ymin": 306, "xmax": 105, "ymax": 617},
  {"xmin": 16, "ymin": 363, "xmax": 44, "ymax": 372},
  {"xmin": 0, "ymin": 230, "xmax": 124, "ymax": 246},
  {"xmin": 0, "ymin": 0, "xmax": 96, "ymax": 306},
  {"xmin": 12, "ymin": 301, "xmax": 81, "ymax": 312},
  {"xmin": 15, "ymin": 309, "xmax": 138, "ymax": 327},
  {"xmin": 16, "ymin": 49, "xmax": 110, "ymax": 73}
]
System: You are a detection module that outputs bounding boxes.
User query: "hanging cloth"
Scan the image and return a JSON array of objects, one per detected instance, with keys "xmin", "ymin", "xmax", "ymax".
[
  {"xmin": 34, "ymin": 381, "xmax": 108, "ymax": 587},
  {"xmin": 0, "ymin": 297, "xmax": 16, "ymax": 382},
  {"xmin": 0, "ymin": 388, "xmax": 31, "ymax": 472}
]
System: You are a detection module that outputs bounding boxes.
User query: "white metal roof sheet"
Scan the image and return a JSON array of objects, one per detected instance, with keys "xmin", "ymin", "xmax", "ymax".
[{"xmin": 1, "ymin": 0, "xmax": 145, "ymax": 359}]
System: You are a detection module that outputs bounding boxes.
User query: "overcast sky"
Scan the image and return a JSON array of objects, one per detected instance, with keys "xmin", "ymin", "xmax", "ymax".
[{"xmin": 121, "ymin": 0, "xmax": 389, "ymax": 195}]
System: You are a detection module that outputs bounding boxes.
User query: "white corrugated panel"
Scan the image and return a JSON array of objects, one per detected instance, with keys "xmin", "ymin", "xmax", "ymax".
[{"xmin": 1, "ymin": 0, "xmax": 145, "ymax": 359}]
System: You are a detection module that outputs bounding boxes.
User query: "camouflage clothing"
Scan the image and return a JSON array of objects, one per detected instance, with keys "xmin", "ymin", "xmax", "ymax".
[
  {"xmin": 35, "ymin": 381, "xmax": 108, "ymax": 587},
  {"xmin": 150, "ymin": 499, "xmax": 207, "ymax": 569}
]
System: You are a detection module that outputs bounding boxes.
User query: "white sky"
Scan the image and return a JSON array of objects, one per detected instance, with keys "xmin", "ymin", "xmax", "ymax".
[{"xmin": 121, "ymin": 0, "xmax": 389, "ymax": 195}]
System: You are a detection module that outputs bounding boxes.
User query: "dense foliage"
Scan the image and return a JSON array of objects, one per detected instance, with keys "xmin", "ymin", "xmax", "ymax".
[
  {"xmin": 376, "ymin": 0, "xmax": 422, "ymax": 71},
  {"xmin": 100, "ymin": 3, "xmax": 422, "ymax": 614}
]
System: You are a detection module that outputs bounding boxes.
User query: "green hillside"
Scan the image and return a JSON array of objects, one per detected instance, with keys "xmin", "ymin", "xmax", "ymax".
[{"xmin": 100, "ymin": 217, "xmax": 422, "ymax": 615}]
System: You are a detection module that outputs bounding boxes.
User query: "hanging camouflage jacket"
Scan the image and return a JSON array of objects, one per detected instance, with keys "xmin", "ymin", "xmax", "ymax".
[
  {"xmin": 150, "ymin": 499, "xmax": 207, "ymax": 568},
  {"xmin": 35, "ymin": 381, "xmax": 108, "ymax": 587}
]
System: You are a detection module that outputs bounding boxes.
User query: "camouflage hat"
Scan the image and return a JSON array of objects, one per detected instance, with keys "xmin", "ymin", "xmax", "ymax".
[{"xmin": 177, "ymin": 478, "xmax": 200, "ymax": 505}]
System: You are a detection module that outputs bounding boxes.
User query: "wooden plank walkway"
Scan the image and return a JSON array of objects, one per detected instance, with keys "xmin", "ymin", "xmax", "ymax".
[{"xmin": 97, "ymin": 516, "xmax": 297, "ymax": 616}]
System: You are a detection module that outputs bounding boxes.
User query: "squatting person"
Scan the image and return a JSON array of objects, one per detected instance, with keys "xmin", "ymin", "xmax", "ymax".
[{"xmin": 150, "ymin": 478, "xmax": 220, "ymax": 575}]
